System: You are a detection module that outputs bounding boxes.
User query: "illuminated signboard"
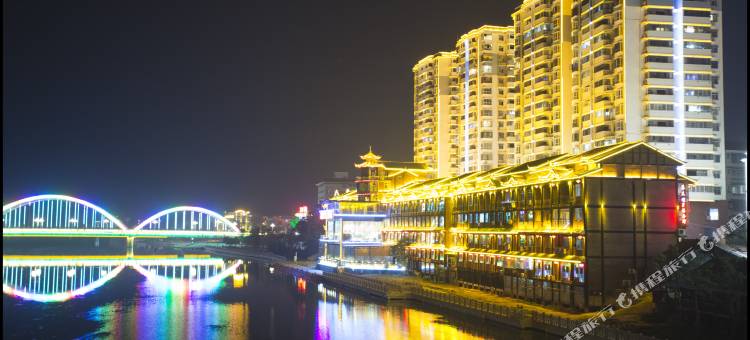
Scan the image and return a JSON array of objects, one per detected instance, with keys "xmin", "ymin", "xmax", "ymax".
[
  {"xmin": 319, "ymin": 209, "xmax": 334, "ymax": 220},
  {"xmin": 678, "ymin": 183, "xmax": 688, "ymax": 226},
  {"xmin": 295, "ymin": 206, "xmax": 309, "ymax": 219}
]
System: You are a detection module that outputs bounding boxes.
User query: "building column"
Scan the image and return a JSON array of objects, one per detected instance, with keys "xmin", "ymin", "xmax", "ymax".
[{"xmin": 126, "ymin": 237, "xmax": 135, "ymax": 258}]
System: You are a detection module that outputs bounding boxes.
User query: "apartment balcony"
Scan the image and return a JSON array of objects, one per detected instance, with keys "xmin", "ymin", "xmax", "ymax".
[
  {"xmin": 645, "ymin": 126, "xmax": 675, "ymax": 135},
  {"xmin": 642, "ymin": 0, "xmax": 673, "ymax": 6},
  {"xmin": 534, "ymin": 53, "xmax": 551, "ymax": 64},
  {"xmin": 534, "ymin": 144, "xmax": 552, "ymax": 154},
  {"xmin": 684, "ymin": 48, "xmax": 712, "ymax": 58},
  {"xmin": 689, "ymin": 190, "xmax": 719, "ymax": 202},
  {"xmin": 645, "ymin": 94, "xmax": 674, "ymax": 102},
  {"xmin": 647, "ymin": 142, "xmax": 676, "ymax": 154},
  {"xmin": 534, "ymin": 131, "xmax": 552, "ymax": 139},
  {"xmin": 532, "ymin": 122, "xmax": 552, "ymax": 132},
  {"xmin": 591, "ymin": 23, "xmax": 610, "ymax": 37},
  {"xmin": 685, "ymin": 127, "xmax": 714, "ymax": 136},
  {"xmin": 644, "ymin": 77, "xmax": 674, "ymax": 87},
  {"xmin": 644, "ymin": 14, "xmax": 673, "ymax": 23},
  {"xmin": 594, "ymin": 128, "xmax": 614, "ymax": 140},
  {"xmin": 533, "ymin": 16, "xmax": 549, "ymax": 26},
  {"xmin": 643, "ymin": 30, "xmax": 673, "ymax": 39},
  {"xmin": 683, "ymin": 1, "xmax": 711, "ymax": 8},
  {"xmin": 684, "ymin": 79, "xmax": 711, "ymax": 88},
  {"xmin": 591, "ymin": 36, "xmax": 611, "ymax": 51},
  {"xmin": 683, "ymin": 15, "xmax": 711, "ymax": 25},
  {"xmin": 685, "ymin": 111, "xmax": 713, "ymax": 120},
  {"xmin": 533, "ymin": 68, "xmax": 548, "ymax": 78},
  {"xmin": 534, "ymin": 92, "xmax": 552, "ymax": 101},
  {"xmin": 644, "ymin": 45, "xmax": 674, "ymax": 55},
  {"xmin": 593, "ymin": 85, "xmax": 613, "ymax": 96},
  {"xmin": 644, "ymin": 109, "xmax": 675, "ymax": 119},
  {"xmin": 644, "ymin": 62, "xmax": 673, "ymax": 71},
  {"xmin": 684, "ymin": 63, "xmax": 711, "ymax": 72},
  {"xmin": 684, "ymin": 95, "xmax": 712, "ymax": 104},
  {"xmin": 593, "ymin": 70, "xmax": 611, "ymax": 81},
  {"xmin": 592, "ymin": 54, "xmax": 612, "ymax": 65},
  {"xmin": 534, "ymin": 79, "xmax": 550, "ymax": 88},
  {"xmin": 684, "ymin": 158, "xmax": 715, "ymax": 169},
  {"xmin": 684, "ymin": 32, "xmax": 711, "ymax": 41},
  {"xmin": 686, "ymin": 143, "xmax": 714, "ymax": 152}
]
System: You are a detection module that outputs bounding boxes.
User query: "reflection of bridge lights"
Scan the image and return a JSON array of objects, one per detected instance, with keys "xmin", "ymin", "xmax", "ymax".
[
  {"xmin": 101, "ymin": 270, "xmax": 108, "ymax": 276},
  {"xmin": 66, "ymin": 269, "xmax": 76, "ymax": 277}
]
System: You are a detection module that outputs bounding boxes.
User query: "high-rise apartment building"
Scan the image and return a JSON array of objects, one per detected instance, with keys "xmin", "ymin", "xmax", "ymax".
[
  {"xmin": 512, "ymin": 0, "xmax": 725, "ymax": 202},
  {"xmin": 514, "ymin": 0, "xmax": 574, "ymax": 163},
  {"xmin": 455, "ymin": 25, "xmax": 518, "ymax": 173},
  {"xmin": 413, "ymin": 52, "xmax": 460, "ymax": 177},
  {"xmin": 572, "ymin": 0, "xmax": 725, "ymax": 202},
  {"xmin": 413, "ymin": 26, "xmax": 518, "ymax": 176}
]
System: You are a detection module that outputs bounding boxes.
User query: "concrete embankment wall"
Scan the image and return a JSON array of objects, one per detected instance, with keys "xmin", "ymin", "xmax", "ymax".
[{"xmin": 275, "ymin": 263, "xmax": 659, "ymax": 340}]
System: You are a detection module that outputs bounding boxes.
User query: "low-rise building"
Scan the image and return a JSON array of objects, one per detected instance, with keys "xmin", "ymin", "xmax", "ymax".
[
  {"xmin": 319, "ymin": 142, "xmax": 692, "ymax": 309},
  {"xmin": 318, "ymin": 148, "xmax": 435, "ymax": 272},
  {"xmin": 315, "ymin": 172, "xmax": 355, "ymax": 205},
  {"xmin": 381, "ymin": 141, "xmax": 690, "ymax": 309}
]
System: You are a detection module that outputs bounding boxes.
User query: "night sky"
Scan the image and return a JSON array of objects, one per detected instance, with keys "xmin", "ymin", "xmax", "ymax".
[{"xmin": 3, "ymin": 1, "xmax": 747, "ymax": 220}]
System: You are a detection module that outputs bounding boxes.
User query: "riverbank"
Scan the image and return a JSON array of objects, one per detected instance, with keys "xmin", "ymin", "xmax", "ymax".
[{"xmin": 204, "ymin": 246, "xmax": 662, "ymax": 340}]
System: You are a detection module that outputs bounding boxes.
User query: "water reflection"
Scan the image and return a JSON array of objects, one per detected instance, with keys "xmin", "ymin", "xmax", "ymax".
[
  {"xmin": 4, "ymin": 255, "xmax": 553, "ymax": 339},
  {"xmin": 3, "ymin": 255, "xmax": 242, "ymax": 302},
  {"xmin": 314, "ymin": 283, "xmax": 490, "ymax": 340}
]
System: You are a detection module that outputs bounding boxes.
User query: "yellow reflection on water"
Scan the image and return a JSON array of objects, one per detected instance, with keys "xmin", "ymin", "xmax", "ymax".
[{"xmin": 316, "ymin": 284, "xmax": 486, "ymax": 340}]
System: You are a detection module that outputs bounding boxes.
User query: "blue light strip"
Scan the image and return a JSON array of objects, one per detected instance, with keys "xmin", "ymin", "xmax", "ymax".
[
  {"xmin": 332, "ymin": 213, "xmax": 387, "ymax": 218},
  {"xmin": 319, "ymin": 240, "xmax": 383, "ymax": 247}
]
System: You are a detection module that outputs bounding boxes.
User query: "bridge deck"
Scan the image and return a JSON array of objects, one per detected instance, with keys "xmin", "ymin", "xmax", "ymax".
[
  {"xmin": 2, "ymin": 254, "xmax": 231, "ymax": 266},
  {"xmin": 2, "ymin": 228, "xmax": 248, "ymax": 238}
]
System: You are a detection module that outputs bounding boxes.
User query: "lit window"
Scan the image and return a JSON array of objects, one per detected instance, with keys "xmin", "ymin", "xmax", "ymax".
[{"xmin": 708, "ymin": 208, "xmax": 719, "ymax": 221}]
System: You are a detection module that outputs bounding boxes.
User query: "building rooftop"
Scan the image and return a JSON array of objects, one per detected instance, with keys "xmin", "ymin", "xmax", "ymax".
[
  {"xmin": 354, "ymin": 147, "xmax": 433, "ymax": 171},
  {"xmin": 383, "ymin": 141, "xmax": 689, "ymax": 202}
]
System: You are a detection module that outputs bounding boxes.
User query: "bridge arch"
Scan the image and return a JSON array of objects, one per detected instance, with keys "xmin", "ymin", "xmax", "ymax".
[
  {"xmin": 131, "ymin": 258, "xmax": 243, "ymax": 292},
  {"xmin": 133, "ymin": 206, "xmax": 240, "ymax": 233},
  {"xmin": 2, "ymin": 259, "xmax": 126, "ymax": 303},
  {"xmin": 2, "ymin": 194, "xmax": 127, "ymax": 230}
]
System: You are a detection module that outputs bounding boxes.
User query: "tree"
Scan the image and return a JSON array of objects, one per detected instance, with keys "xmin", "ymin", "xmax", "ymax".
[{"xmin": 389, "ymin": 238, "xmax": 411, "ymax": 266}]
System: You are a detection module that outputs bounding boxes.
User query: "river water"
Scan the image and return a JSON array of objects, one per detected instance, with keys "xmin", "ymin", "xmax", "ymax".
[{"xmin": 3, "ymin": 255, "xmax": 555, "ymax": 340}]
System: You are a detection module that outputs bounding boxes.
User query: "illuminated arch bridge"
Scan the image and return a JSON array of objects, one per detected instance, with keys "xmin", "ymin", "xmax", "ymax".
[
  {"xmin": 2, "ymin": 194, "xmax": 244, "ymax": 238},
  {"xmin": 3, "ymin": 255, "xmax": 244, "ymax": 303}
]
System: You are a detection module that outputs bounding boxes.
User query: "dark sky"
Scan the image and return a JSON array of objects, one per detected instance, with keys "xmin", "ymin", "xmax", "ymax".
[{"xmin": 3, "ymin": 1, "xmax": 746, "ymax": 220}]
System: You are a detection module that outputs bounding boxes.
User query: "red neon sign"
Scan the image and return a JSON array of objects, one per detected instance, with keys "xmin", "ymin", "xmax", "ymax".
[{"xmin": 678, "ymin": 183, "xmax": 688, "ymax": 226}]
